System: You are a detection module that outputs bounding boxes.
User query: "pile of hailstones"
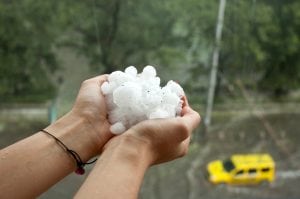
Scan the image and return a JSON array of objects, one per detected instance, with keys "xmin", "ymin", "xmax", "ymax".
[{"xmin": 101, "ymin": 65, "xmax": 185, "ymax": 135}]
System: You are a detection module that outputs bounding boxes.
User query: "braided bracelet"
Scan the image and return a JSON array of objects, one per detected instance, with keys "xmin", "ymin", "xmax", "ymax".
[{"xmin": 41, "ymin": 129, "xmax": 97, "ymax": 175}]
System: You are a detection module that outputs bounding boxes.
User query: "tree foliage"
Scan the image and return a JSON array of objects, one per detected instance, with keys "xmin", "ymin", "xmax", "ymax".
[
  {"xmin": 0, "ymin": 0, "xmax": 299, "ymax": 103},
  {"xmin": 0, "ymin": 0, "xmax": 66, "ymax": 102},
  {"xmin": 221, "ymin": 0, "xmax": 300, "ymax": 97},
  {"xmin": 256, "ymin": 0, "xmax": 300, "ymax": 96}
]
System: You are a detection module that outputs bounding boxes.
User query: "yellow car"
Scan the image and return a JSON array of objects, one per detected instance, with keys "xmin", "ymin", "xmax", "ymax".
[{"xmin": 206, "ymin": 153, "xmax": 275, "ymax": 185}]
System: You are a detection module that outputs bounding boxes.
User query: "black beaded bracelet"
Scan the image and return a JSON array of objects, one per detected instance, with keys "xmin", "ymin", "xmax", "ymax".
[{"xmin": 41, "ymin": 129, "xmax": 97, "ymax": 175}]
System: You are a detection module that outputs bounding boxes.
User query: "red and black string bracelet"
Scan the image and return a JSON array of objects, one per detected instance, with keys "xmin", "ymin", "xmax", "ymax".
[{"xmin": 41, "ymin": 129, "xmax": 97, "ymax": 175}]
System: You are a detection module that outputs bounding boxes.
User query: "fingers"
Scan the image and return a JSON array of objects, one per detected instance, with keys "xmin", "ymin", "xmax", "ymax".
[
  {"xmin": 181, "ymin": 95, "xmax": 189, "ymax": 107},
  {"xmin": 83, "ymin": 75, "xmax": 108, "ymax": 86},
  {"xmin": 180, "ymin": 105, "xmax": 201, "ymax": 134},
  {"xmin": 79, "ymin": 75, "xmax": 109, "ymax": 97},
  {"xmin": 95, "ymin": 74, "xmax": 109, "ymax": 84}
]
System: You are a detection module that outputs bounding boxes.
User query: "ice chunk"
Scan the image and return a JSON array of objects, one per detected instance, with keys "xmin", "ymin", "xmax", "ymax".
[
  {"xmin": 162, "ymin": 92, "xmax": 180, "ymax": 106},
  {"xmin": 125, "ymin": 66, "xmax": 138, "ymax": 77},
  {"xmin": 161, "ymin": 104, "xmax": 176, "ymax": 117},
  {"xmin": 102, "ymin": 65, "xmax": 185, "ymax": 135},
  {"xmin": 110, "ymin": 122, "xmax": 126, "ymax": 134},
  {"xmin": 141, "ymin": 65, "xmax": 156, "ymax": 78},
  {"xmin": 105, "ymin": 95, "xmax": 116, "ymax": 110},
  {"xmin": 149, "ymin": 109, "xmax": 170, "ymax": 119},
  {"xmin": 108, "ymin": 109, "xmax": 124, "ymax": 124},
  {"xmin": 108, "ymin": 71, "xmax": 132, "ymax": 85},
  {"xmin": 113, "ymin": 82, "xmax": 142, "ymax": 107},
  {"xmin": 166, "ymin": 80, "xmax": 184, "ymax": 96},
  {"xmin": 101, "ymin": 82, "xmax": 110, "ymax": 95}
]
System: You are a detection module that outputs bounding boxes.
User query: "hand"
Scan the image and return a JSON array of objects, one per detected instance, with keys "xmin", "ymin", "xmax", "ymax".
[
  {"xmin": 48, "ymin": 75, "xmax": 112, "ymax": 157},
  {"xmin": 0, "ymin": 75, "xmax": 114, "ymax": 198},
  {"xmin": 75, "ymin": 96, "xmax": 200, "ymax": 199},
  {"xmin": 103, "ymin": 96, "xmax": 201, "ymax": 166}
]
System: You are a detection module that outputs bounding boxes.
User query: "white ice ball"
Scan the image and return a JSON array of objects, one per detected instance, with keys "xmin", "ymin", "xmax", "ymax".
[
  {"xmin": 166, "ymin": 80, "xmax": 184, "ymax": 96},
  {"xmin": 110, "ymin": 122, "xmax": 126, "ymax": 135},
  {"xmin": 109, "ymin": 71, "xmax": 132, "ymax": 85},
  {"xmin": 100, "ymin": 82, "xmax": 110, "ymax": 95},
  {"xmin": 113, "ymin": 82, "xmax": 142, "ymax": 107},
  {"xmin": 125, "ymin": 66, "xmax": 138, "ymax": 77},
  {"xmin": 162, "ymin": 92, "xmax": 180, "ymax": 106},
  {"xmin": 142, "ymin": 65, "xmax": 156, "ymax": 78}
]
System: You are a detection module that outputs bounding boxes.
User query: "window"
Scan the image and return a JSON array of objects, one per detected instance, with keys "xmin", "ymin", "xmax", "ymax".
[
  {"xmin": 235, "ymin": 170, "xmax": 244, "ymax": 176},
  {"xmin": 223, "ymin": 159, "xmax": 235, "ymax": 172},
  {"xmin": 262, "ymin": 168, "xmax": 270, "ymax": 172},
  {"xmin": 249, "ymin": 169, "xmax": 257, "ymax": 174}
]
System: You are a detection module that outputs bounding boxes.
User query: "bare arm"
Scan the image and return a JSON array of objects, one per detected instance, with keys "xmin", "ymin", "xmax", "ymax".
[
  {"xmin": 75, "ymin": 135, "xmax": 150, "ymax": 199},
  {"xmin": 0, "ymin": 75, "xmax": 112, "ymax": 198},
  {"xmin": 75, "ymin": 99, "xmax": 201, "ymax": 199}
]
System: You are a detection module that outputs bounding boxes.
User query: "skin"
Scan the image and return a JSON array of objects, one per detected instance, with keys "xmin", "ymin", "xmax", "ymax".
[
  {"xmin": 0, "ymin": 75, "xmax": 112, "ymax": 198},
  {"xmin": 0, "ymin": 75, "xmax": 200, "ymax": 199},
  {"xmin": 75, "ymin": 102, "xmax": 200, "ymax": 199}
]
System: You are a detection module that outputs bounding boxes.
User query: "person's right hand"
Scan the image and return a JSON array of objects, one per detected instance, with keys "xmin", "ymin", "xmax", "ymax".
[
  {"xmin": 103, "ymin": 96, "xmax": 201, "ymax": 166},
  {"xmin": 75, "ymin": 97, "xmax": 200, "ymax": 199}
]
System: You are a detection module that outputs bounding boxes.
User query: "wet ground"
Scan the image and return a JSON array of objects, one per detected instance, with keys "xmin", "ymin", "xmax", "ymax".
[{"xmin": 139, "ymin": 111, "xmax": 300, "ymax": 199}]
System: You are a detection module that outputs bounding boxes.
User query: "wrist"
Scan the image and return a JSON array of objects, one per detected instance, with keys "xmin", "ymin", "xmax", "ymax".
[
  {"xmin": 103, "ymin": 133, "xmax": 154, "ymax": 168},
  {"xmin": 44, "ymin": 111, "xmax": 108, "ymax": 162},
  {"xmin": 75, "ymin": 132, "xmax": 151, "ymax": 198}
]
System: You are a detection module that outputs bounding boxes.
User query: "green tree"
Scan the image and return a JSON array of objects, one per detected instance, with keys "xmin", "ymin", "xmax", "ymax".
[
  {"xmin": 63, "ymin": 0, "xmax": 182, "ymax": 73},
  {"xmin": 256, "ymin": 0, "xmax": 300, "ymax": 97},
  {"xmin": 0, "ymin": 0, "xmax": 66, "ymax": 103},
  {"xmin": 219, "ymin": 0, "xmax": 300, "ymax": 98},
  {"xmin": 64, "ymin": 0, "xmax": 217, "ymax": 101}
]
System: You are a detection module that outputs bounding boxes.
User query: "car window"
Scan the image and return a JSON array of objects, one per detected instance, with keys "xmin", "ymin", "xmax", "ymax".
[
  {"xmin": 248, "ymin": 169, "xmax": 257, "ymax": 175},
  {"xmin": 262, "ymin": 168, "xmax": 270, "ymax": 172},
  {"xmin": 223, "ymin": 159, "xmax": 235, "ymax": 172},
  {"xmin": 235, "ymin": 170, "xmax": 244, "ymax": 176}
]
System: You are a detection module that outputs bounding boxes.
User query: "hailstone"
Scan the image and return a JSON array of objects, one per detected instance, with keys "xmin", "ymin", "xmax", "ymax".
[{"xmin": 101, "ymin": 65, "xmax": 184, "ymax": 134}]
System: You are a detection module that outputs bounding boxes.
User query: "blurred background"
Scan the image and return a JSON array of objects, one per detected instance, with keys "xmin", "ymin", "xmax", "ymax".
[{"xmin": 0, "ymin": 0, "xmax": 299, "ymax": 198}]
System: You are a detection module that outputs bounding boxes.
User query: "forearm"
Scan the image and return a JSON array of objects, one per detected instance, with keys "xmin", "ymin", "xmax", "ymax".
[
  {"xmin": 75, "ymin": 134, "xmax": 152, "ymax": 199},
  {"xmin": 0, "ymin": 112, "xmax": 105, "ymax": 199}
]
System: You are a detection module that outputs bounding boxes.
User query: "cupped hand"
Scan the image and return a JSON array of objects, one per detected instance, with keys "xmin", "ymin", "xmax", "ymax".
[
  {"xmin": 71, "ymin": 75, "xmax": 113, "ymax": 151},
  {"xmin": 104, "ymin": 96, "xmax": 201, "ymax": 166},
  {"xmin": 130, "ymin": 97, "xmax": 200, "ymax": 165}
]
